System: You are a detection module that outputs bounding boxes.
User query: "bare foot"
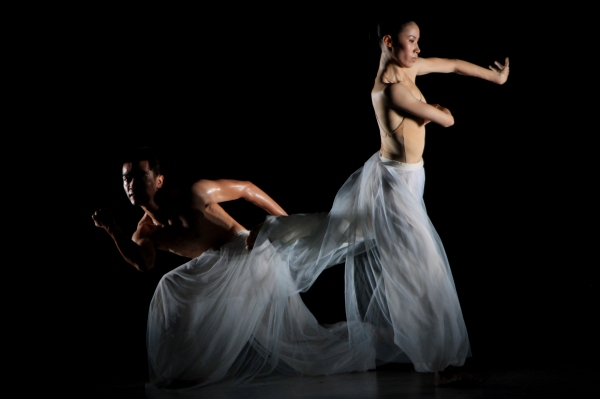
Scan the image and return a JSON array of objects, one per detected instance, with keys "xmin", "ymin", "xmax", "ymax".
[{"xmin": 434, "ymin": 366, "xmax": 482, "ymax": 388}]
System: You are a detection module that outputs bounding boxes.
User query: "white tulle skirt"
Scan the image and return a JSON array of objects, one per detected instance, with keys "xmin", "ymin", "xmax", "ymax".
[{"xmin": 146, "ymin": 151, "xmax": 471, "ymax": 392}]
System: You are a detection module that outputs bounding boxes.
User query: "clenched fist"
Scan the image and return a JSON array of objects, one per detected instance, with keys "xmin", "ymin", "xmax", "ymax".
[{"xmin": 92, "ymin": 208, "xmax": 117, "ymax": 233}]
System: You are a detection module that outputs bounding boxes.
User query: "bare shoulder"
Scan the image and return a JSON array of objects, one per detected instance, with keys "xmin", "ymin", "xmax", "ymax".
[
  {"xmin": 192, "ymin": 178, "xmax": 248, "ymax": 194},
  {"xmin": 191, "ymin": 178, "xmax": 215, "ymax": 191},
  {"xmin": 412, "ymin": 57, "xmax": 427, "ymax": 74},
  {"xmin": 192, "ymin": 178, "xmax": 252, "ymax": 206},
  {"xmin": 133, "ymin": 213, "xmax": 158, "ymax": 241},
  {"xmin": 190, "ymin": 179, "xmax": 221, "ymax": 206},
  {"xmin": 191, "ymin": 179, "xmax": 216, "ymax": 199}
]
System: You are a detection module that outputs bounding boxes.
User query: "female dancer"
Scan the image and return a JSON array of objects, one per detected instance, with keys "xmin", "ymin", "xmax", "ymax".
[{"xmin": 249, "ymin": 16, "xmax": 509, "ymax": 386}]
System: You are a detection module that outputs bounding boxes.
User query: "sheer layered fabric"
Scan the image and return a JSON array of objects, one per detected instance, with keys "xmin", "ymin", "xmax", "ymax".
[{"xmin": 145, "ymin": 151, "xmax": 471, "ymax": 394}]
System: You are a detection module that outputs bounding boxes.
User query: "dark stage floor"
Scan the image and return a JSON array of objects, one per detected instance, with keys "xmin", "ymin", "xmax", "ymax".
[{"xmin": 61, "ymin": 360, "xmax": 594, "ymax": 399}]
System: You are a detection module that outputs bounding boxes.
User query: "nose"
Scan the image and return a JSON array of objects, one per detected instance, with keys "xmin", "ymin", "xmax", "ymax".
[{"xmin": 415, "ymin": 45, "xmax": 420, "ymax": 54}]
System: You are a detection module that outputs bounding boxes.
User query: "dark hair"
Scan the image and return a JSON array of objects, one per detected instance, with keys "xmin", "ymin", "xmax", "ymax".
[
  {"xmin": 375, "ymin": 16, "xmax": 417, "ymax": 44},
  {"xmin": 120, "ymin": 145, "xmax": 162, "ymax": 176}
]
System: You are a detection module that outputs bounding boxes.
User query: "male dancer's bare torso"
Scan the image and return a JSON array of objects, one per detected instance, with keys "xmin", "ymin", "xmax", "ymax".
[{"xmin": 136, "ymin": 186, "xmax": 246, "ymax": 259}]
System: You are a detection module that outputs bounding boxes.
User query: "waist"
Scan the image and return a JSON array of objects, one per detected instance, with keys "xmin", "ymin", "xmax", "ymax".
[{"xmin": 379, "ymin": 152, "xmax": 424, "ymax": 170}]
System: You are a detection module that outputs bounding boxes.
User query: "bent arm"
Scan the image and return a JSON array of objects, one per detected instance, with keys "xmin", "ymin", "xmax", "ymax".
[
  {"xmin": 92, "ymin": 208, "xmax": 157, "ymax": 272},
  {"xmin": 106, "ymin": 225, "xmax": 156, "ymax": 272},
  {"xmin": 193, "ymin": 179, "xmax": 288, "ymax": 216},
  {"xmin": 127, "ymin": 228, "xmax": 157, "ymax": 272},
  {"xmin": 385, "ymin": 84, "xmax": 454, "ymax": 127},
  {"xmin": 416, "ymin": 57, "xmax": 509, "ymax": 85}
]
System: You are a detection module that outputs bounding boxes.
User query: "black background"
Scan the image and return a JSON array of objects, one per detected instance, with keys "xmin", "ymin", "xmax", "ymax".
[{"xmin": 37, "ymin": 3, "xmax": 596, "ymax": 388}]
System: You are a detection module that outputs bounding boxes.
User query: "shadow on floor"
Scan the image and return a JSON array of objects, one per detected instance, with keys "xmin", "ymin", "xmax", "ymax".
[{"xmin": 62, "ymin": 360, "xmax": 594, "ymax": 399}]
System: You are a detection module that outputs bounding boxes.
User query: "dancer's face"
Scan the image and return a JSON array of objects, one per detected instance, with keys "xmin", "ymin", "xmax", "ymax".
[
  {"xmin": 386, "ymin": 22, "xmax": 421, "ymax": 68},
  {"xmin": 122, "ymin": 160, "xmax": 164, "ymax": 206}
]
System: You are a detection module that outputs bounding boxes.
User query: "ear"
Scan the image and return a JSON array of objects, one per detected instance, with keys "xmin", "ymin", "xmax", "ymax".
[
  {"xmin": 383, "ymin": 34, "xmax": 393, "ymax": 48},
  {"xmin": 156, "ymin": 174, "xmax": 165, "ymax": 188}
]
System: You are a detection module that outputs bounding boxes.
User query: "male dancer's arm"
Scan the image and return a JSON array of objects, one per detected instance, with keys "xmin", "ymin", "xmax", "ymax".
[
  {"xmin": 92, "ymin": 208, "xmax": 157, "ymax": 272},
  {"xmin": 191, "ymin": 179, "xmax": 288, "ymax": 250},
  {"xmin": 192, "ymin": 179, "xmax": 288, "ymax": 217}
]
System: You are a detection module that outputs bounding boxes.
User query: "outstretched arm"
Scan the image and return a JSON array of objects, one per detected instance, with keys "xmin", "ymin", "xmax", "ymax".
[
  {"xmin": 192, "ymin": 179, "xmax": 288, "ymax": 216},
  {"xmin": 416, "ymin": 56, "xmax": 510, "ymax": 85},
  {"xmin": 92, "ymin": 208, "xmax": 157, "ymax": 272}
]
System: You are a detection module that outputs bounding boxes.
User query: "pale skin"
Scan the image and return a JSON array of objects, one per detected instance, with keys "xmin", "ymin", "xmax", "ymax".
[
  {"xmin": 372, "ymin": 21, "xmax": 509, "ymax": 164},
  {"xmin": 373, "ymin": 21, "xmax": 508, "ymax": 386},
  {"xmin": 92, "ymin": 159, "xmax": 288, "ymax": 272}
]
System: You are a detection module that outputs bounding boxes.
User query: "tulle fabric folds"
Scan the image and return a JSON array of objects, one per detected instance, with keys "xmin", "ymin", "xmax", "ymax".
[{"xmin": 146, "ymin": 151, "xmax": 471, "ymax": 393}]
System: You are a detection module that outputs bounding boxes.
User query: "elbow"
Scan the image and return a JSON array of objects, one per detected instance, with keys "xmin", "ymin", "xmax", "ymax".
[
  {"xmin": 443, "ymin": 117, "xmax": 454, "ymax": 128},
  {"xmin": 245, "ymin": 181, "xmax": 257, "ymax": 191},
  {"xmin": 244, "ymin": 181, "xmax": 260, "ymax": 199},
  {"xmin": 447, "ymin": 114, "xmax": 455, "ymax": 127}
]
